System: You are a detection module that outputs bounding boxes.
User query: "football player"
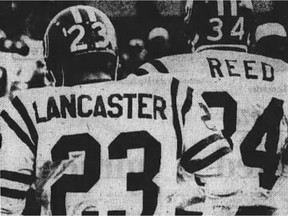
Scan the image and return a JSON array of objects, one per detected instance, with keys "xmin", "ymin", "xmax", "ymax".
[
  {"xmin": 253, "ymin": 22, "xmax": 288, "ymax": 62},
  {"xmin": 0, "ymin": 50, "xmax": 19, "ymax": 99},
  {"xmin": 0, "ymin": 36, "xmax": 45, "ymax": 99},
  {"xmin": 138, "ymin": 0, "xmax": 288, "ymax": 214},
  {"xmin": 183, "ymin": 0, "xmax": 253, "ymax": 53},
  {"xmin": 0, "ymin": 5, "xmax": 230, "ymax": 215},
  {"xmin": 147, "ymin": 27, "xmax": 170, "ymax": 60},
  {"xmin": 10, "ymin": 36, "xmax": 49, "ymax": 95},
  {"xmin": 268, "ymin": 134, "xmax": 288, "ymax": 215}
]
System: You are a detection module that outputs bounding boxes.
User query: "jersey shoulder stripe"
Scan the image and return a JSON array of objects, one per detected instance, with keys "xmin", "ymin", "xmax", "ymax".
[
  {"xmin": 0, "ymin": 110, "xmax": 36, "ymax": 155},
  {"xmin": 12, "ymin": 96, "xmax": 38, "ymax": 145},
  {"xmin": 190, "ymin": 145, "xmax": 231, "ymax": 173},
  {"xmin": 150, "ymin": 59, "xmax": 169, "ymax": 74},
  {"xmin": 0, "ymin": 171, "xmax": 34, "ymax": 185},
  {"xmin": 0, "ymin": 187, "xmax": 27, "ymax": 199},
  {"xmin": 180, "ymin": 133, "xmax": 230, "ymax": 173},
  {"xmin": 181, "ymin": 87, "xmax": 194, "ymax": 125},
  {"xmin": 135, "ymin": 68, "xmax": 149, "ymax": 76},
  {"xmin": 170, "ymin": 77, "xmax": 182, "ymax": 159}
]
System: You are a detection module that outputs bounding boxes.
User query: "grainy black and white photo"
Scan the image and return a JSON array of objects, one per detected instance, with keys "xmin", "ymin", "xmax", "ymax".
[{"xmin": 1, "ymin": 0, "xmax": 288, "ymax": 215}]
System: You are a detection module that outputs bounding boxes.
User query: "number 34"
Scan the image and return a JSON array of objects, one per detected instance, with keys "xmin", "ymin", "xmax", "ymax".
[
  {"xmin": 202, "ymin": 91, "xmax": 284, "ymax": 190},
  {"xmin": 207, "ymin": 16, "xmax": 245, "ymax": 41}
]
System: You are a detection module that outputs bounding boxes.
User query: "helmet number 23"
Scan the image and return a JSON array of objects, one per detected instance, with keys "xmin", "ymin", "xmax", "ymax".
[
  {"xmin": 208, "ymin": 16, "xmax": 244, "ymax": 41},
  {"xmin": 62, "ymin": 22, "xmax": 109, "ymax": 53}
]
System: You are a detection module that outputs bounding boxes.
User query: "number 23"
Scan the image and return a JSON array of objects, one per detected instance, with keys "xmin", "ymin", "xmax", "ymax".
[
  {"xmin": 50, "ymin": 131, "xmax": 161, "ymax": 215},
  {"xmin": 62, "ymin": 22, "xmax": 109, "ymax": 53}
]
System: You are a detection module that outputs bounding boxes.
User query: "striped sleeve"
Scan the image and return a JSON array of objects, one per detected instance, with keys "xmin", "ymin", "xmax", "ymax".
[
  {"xmin": 136, "ymin": 59, "xmax": 169, "ymax": 76},
  {"xmin": 180, "ymin": 90, "xmax": 231, "ymax": 174},
  {"xmin": 0, "ymin": 99, "xmax": 35, "ymax": 215}
]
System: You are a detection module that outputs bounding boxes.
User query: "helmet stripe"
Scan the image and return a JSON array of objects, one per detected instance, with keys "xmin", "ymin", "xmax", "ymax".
[
  {"xmin": 44, "ymin": 33, "xmax": 49, "ymax": 58},
  {"xmin": 231, "ymin": 0, "xmax": 237, "ymax": 16},
  {"xmin": 70, "ymin": 7, "xmax": 82, "ymax": 24},
  {"xmin": 85, "ymin": 8, "xmax": 97, "ymax": 22},
  {"xmin": 217, "ymin": 0, "xmax": 224, "ymax": 16}
]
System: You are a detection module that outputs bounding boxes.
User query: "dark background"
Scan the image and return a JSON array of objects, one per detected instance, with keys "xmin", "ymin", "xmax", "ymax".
[{"xmin": 1, "ymin": 1, "xmax": 288, "ymax": 54}]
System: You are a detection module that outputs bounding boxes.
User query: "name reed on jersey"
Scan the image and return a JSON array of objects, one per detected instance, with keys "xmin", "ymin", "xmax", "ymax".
[
  {"xmin": 33, "ymin": 93, "xmax": 167, "ymax": 123},
  {"xmin": 207, "ymin": 57, "xmax": 275, "ymax": 81}
]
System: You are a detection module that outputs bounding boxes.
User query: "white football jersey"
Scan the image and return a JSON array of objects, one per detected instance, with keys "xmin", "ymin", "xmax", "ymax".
[
  {"xmin": 0, "ymin": 37, "xmax": 46, "ymax": 99},
  {"xmin": 0, "ymin": 52, "xmax": 16, "ymax": 98},
  {"xmin": 140, "ymin": 50, "xmax": 288, "ymax": 197},
  {"xmin": 15, "ymin": 36, "xmax": 44, "ymax": 84},
  {"xmin": 0, "ymin": 73, "xmax": 229, "ymax": 215}
]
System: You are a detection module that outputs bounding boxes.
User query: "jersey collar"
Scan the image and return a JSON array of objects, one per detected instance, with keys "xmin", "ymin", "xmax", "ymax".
[{"xmin": 195, "ymin": 44, "xmax": 248, "ymax": 53}]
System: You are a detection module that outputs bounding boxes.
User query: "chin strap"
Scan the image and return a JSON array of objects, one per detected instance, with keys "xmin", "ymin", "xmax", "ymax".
[
  {"xmin": 114, "ymin": 55, "xmax": 120, "ymax": 81},
  {"xmin": 189, "ymin": 34, "xmax": 199, "ymax": 53}
]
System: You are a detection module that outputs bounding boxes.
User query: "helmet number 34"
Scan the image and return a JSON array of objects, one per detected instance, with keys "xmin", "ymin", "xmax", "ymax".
[
  {"xmin": 208, "ymin": 16, "xmax": 244, "ymax": 42},
  {"xmin": 62, "ymin": 22, "xmax": 109, "ymax": 53}
]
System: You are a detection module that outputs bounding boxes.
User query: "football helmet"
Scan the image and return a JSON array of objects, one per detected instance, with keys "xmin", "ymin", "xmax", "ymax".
[
  {"xmin": 254, "ymin": 23, "xmax": 288, "ymax": 62},
  {"xmin": 43, "ymin": 5, "xmax": 118, "ymax": 86},
  {"xmin": 184, "ymin": 0, "xmax": 254, "ymax": 52}
]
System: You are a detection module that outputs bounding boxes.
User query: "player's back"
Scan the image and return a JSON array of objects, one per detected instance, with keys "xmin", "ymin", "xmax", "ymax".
[
  {"xmin": 4, "ymin": 73, "xmax": 206, "ymax": 216},
  {"xmin": 140, "ymin": 51, "xmax": 288, "ymax": 194}
]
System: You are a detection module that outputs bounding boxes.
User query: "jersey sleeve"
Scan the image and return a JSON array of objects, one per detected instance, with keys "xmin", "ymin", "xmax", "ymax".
[
  {"xmin": 179, "ymin": 86, "xmax": 231, "ymax": 175},
  {"xmin": 0, "ymin": 99, "xmax": 35, "ymax": 215},
  {"xmin": 136, "ymin": 61, "xmax": 162, "ymax": 76}
]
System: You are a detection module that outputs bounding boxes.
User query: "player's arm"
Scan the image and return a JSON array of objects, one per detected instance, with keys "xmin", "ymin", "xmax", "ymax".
[
  {"xmin": 0, "ymin": 101, "xmax": 35, "ymax": 215},
  {"xmin": 179, "ymin": 87, "xmax": 231, "ymax": 175},
  {"xmin": 175, "ymin": 83, "xmax": 231, "ymax": 210},
  {"xmin": 265, "ymin": 141, "xmax": 288, "ymax": 213},
  {"xmin": 271, "ymin": 144, "xmax": 288, "ymax": 192}
]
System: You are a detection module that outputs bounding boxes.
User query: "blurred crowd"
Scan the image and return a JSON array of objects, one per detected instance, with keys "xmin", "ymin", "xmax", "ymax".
[{"xmin": 0, "ymin": 1, "xmax": 288, "ymax": 96}]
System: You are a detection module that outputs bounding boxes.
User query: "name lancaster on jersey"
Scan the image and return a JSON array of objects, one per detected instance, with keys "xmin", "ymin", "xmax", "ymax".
[{"xmin": 33, "ymin": 93, "xmax": 168, "ymax": 123}]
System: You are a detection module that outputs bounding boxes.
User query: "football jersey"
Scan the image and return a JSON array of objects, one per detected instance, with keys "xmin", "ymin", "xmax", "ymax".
[
  {"xmin": 0, "ymin": 37, "xmax": 46, "ymax": 99},
  {"xmin": 139, "ymin": 50, "xmax": 288, "ymax": 196},
  {"xmin": 0, "ymin": 73, "xmax": 229, "ymax": 215},
  {"xmin": 11, "ymin": 37, "xmax": 46, "ymax": 91},
  {"xmin": 0, "ymin": 52, "xmax": 16, "ymax": 98}
]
